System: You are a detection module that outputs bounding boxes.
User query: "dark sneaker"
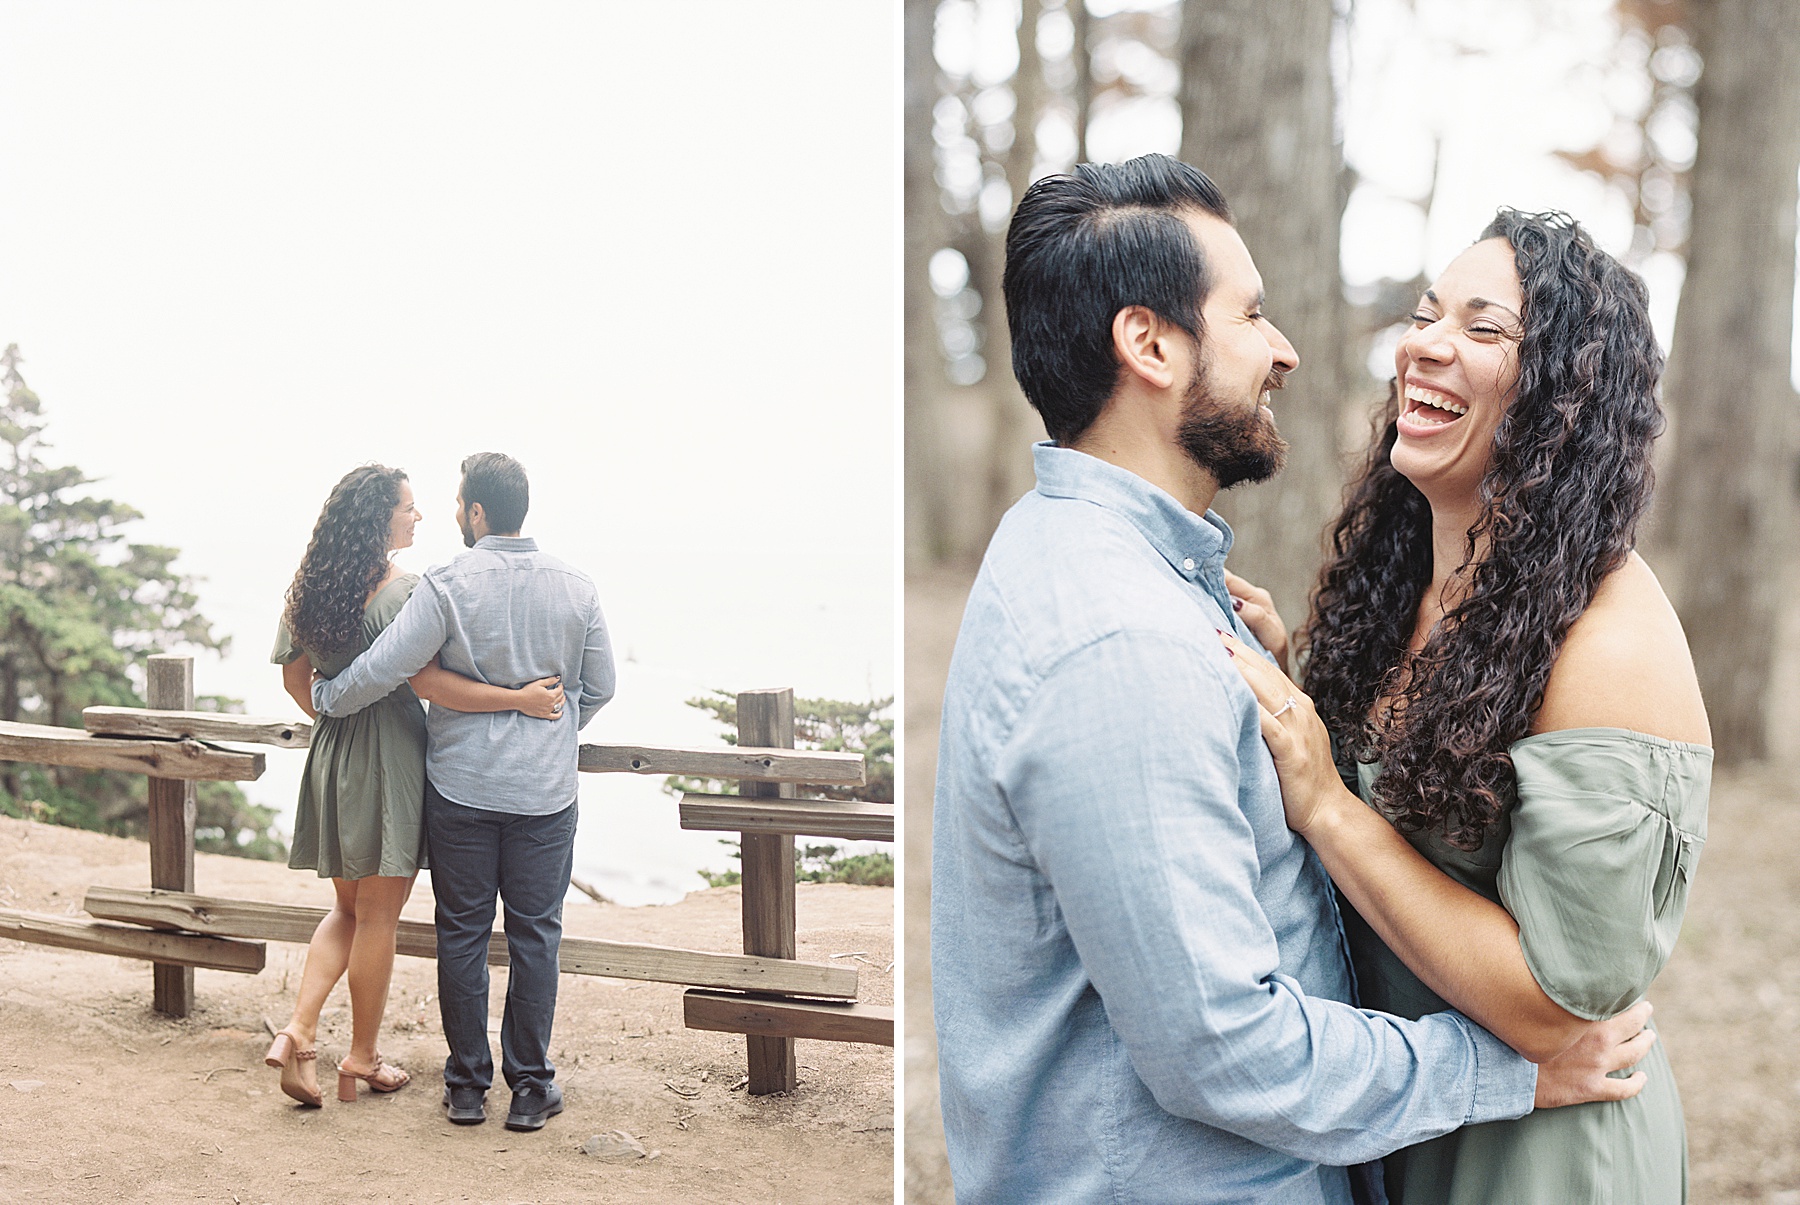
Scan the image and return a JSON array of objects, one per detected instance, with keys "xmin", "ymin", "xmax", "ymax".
[
  {"xmin": 443, "ymin": 1085, "xmax": 488, "ymax": 1125},
  {"xmin": 504, "ymin": 1082, "xmax": 564, "ymax": 1132}
]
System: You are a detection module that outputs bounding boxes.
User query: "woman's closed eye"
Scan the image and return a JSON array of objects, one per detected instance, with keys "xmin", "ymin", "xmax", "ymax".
[{"xmin": 1409, "ymin": 310, "xmax": 1512, "ymax": 339}]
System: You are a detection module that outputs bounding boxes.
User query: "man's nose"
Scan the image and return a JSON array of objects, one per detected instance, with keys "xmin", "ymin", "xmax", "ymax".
[{"xmin": 1264, "ymin": 321, "xmax": 1299, "ymax": 374}]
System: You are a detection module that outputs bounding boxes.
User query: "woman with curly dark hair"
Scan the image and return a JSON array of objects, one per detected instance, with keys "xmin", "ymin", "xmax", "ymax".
[
  {"xmin": 262, "ymin": 464, "xmax": 564, "ymax": 1107},
  {"xmin": 1220, "ymin": 211, "xmax": 1709, "ymax": 1203}
]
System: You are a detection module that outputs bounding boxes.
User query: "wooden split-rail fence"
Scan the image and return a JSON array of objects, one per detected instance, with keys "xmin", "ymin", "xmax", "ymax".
[{"xmin": 0, "ymin": 655, "xmax": 894, "ymax": 1095}]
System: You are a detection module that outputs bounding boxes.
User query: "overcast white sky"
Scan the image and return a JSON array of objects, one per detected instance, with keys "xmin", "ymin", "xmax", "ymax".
[{"xmin": 0, "ymin": 2, "xmax": 898, "ymax": 903}]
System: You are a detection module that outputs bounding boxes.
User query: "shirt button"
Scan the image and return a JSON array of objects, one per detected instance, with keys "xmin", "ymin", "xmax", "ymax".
[{"xmin": 1182, "ymin": 558, "xmax": 1196, "ymax": 572}]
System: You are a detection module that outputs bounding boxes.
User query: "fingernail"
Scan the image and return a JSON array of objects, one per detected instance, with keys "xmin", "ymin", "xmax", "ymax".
[
  {"xmin": 1214, "ymin": 628, "xmax": 1223, "ymax": 635},
  {"xmin": 1226, "ymin": 647, "xmax": 1234, "ymax": 658},
  {"xmin": 1232, "ymin": 597, "xmax": 1243, "ymax": 611}
]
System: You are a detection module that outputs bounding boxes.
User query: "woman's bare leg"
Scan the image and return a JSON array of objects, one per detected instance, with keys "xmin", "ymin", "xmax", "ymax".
[
  {"xmin": 284, "ymin": 877, "xmax": 359, "ymax": 1046},
  {"xmin": 339, "ymin": 874, "xmax": 416, "ymax": 1073},
  {"xmin": 268, "ymin": 877, "xmax": 359, "ymax": 1101}
]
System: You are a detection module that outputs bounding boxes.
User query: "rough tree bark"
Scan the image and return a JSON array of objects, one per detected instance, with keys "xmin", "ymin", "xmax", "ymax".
[
  {"xmin": 1176, "ymin": 0, "xmax": 1352, "ymax": 633},
  {"xmin": 1659, "ymin": 0, "xmax": 1800, "ymax": 763},
  {"xmin": 976, "ymin": 0, "xmax": 1047, "ymax": 532},
  {"xmin": 905, "ymin": 0, "xmax": 954, "ymax": 569},
  {"xmin": 1072, "ymin": 0, "xmax": 1092, "ymax": 166}
]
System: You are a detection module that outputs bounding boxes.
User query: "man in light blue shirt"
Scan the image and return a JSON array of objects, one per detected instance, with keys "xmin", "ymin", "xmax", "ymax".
[
  {"xmin": 314, "ymin": 452, "xmax": 613, "ymax": 1133},
  {"xmin": 932, "ymin": 156, "xmax": 1647, "ymax": 1203}
]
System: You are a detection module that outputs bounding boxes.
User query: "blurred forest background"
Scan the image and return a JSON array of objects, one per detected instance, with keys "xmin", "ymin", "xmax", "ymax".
[{"xmin": 905, "ymin": 0, "xmax": 1800, "ymax": 1200}]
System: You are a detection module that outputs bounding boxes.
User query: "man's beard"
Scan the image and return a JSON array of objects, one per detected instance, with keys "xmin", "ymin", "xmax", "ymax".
[
  {"xmin": 1176, "ymin": 361, "xmax": 1289, "ymax": 490},
  {"xmin": 458, "ymin": 512, "xmax": 476, "ymax": 548}
]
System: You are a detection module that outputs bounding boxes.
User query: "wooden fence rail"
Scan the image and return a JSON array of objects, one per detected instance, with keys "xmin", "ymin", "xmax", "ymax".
[
  {"xmin": 83, "ymin": 707, "xmax": 311, "ymax": 748},
  {"xmin": 79, "ymin": 709, "xmax": 866, "ymax": 788},
  {"xmin": 0, "ymin": 907, "xmax": 266, "ymax": 974},
  {"xmin": 678, "ymin": 793, "xmax": 895, "ymax": 841},
  {"xmin": 684, "ymin": 990, "xmax": 895, "ymax": 1048},
  {"xmin": 0, "ymin": 719, "xmax": 264, "ymax": 781},
  {"xmin": 84, "ymin": 887, "xmax": 857, "ymax": 997}
]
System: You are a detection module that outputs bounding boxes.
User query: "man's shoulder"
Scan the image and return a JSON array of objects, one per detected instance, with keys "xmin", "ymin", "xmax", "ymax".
[
  {"xmin": 426, "ymin": 545, "xmax": 597, "ymax": 595},
  {"xmin": 977, "ymin": 491, "xmax": 1214, "ymax": 655}
]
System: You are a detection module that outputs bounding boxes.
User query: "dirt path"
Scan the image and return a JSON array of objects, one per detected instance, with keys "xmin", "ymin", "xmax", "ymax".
[
  {"xmin": 0, "ymin": 816, "xmax": 893, "ymax": 1205},
  {"xmin": 904, "ymin": 565, "xmax": 1800, "ymax": 1204}
]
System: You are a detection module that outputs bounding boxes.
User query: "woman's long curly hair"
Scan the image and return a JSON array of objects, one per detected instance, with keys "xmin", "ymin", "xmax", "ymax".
[
  {"xmin": 1301, "ymin": 210, "xmax": 1664, "ymax": 850},
  {"xmin": 283, "ymin": 465, "xmax": 407, "ymax": 657}
]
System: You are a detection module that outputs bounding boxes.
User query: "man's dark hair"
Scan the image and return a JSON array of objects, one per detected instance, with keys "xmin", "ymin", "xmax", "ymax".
[
  {"xmin": 460, "ymin": 451, "xmax": 529, "ymax": 535},
  {"xmin": 1002, "ymin": 154, "xmax": 1232, "ymax": 443}
]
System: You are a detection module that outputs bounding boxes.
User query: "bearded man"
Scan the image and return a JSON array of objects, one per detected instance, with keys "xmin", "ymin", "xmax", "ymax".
[{"xmin": 928, "ymin": 155, "xmax": 1648, "ymax": 1204}]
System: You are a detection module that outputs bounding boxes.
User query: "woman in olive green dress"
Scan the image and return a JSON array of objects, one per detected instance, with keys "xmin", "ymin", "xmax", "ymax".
[
  {"xmin": 1220, "ymin": 211, "xmax": 1708, "ymax": 1203},
  {"xmin": 262, "ymin": 465, "xmax": 565, "ymax": 1107}
]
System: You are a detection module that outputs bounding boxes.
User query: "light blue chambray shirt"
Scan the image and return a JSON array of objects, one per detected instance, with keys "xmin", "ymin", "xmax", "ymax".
[
  {"xmin": 931, "ymin": 443, "xmax": 1535, "ymax": 1205},
  {"xmin": 312, "ymin": 535, "xmax": 615, "ymax": 815}
]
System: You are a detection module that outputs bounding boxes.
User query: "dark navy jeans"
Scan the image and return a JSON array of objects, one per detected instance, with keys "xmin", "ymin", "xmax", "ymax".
[{"xmin": 425, "ymin": 780, "xmax": 576, "ymax": 1095}]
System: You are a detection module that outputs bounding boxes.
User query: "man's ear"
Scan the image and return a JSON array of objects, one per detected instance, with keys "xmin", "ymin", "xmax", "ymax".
[
  {"xmin": 1111, "ymin": 305, "xmax": 1181, "ymax": 392},
  {"xmin": 467, "ymin": 502, "xmax": 486, "ymax": 532}
]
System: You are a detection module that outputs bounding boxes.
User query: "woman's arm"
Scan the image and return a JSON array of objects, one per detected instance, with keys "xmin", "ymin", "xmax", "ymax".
[
  {"xmin": 282, "ymin": 654, "xmax": 318, "ymax": 720},
  {"xmin": 409, "ymin": 659, "xmax": 565, "ymax": 719},
  {"xmin": 1290, "ymin": 775, "xmax": 1584, "ymax": 1061},
  {"xmin": 1216, "ymin": 631, "xmax": 1583, "ymax": 1062},
  {"xmin": 1217, "ymin": 561, "xmax": 1708, "ymax": 1064}
]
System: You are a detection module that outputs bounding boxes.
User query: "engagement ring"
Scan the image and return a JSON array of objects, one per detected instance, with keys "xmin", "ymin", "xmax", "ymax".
[{"xmin": 1271, "ymin": 696, "xmax": 1298, "ymax": 719}]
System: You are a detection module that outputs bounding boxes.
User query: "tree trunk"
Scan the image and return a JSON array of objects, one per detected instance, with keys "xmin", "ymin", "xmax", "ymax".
[
  {"xmin": 1176, "ymin": 0, "xmax": 1352, "ymax": 634},
  {"xmin": 1072, "ymin": 0, "xmax": 1092, "ymax": 162},
  {"xmin": 1658, "ymin": 0, "xmax": 1800, "ymax": 763},
  {"xmin": 978, "ymin": 0, "xmax": 1048, "ymax": 534},
  {"xmin": 905, "ymin": 0, "xmax": 956, "ymax": 569}
]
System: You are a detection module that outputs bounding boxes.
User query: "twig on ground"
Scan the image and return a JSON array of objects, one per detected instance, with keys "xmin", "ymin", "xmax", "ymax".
[{"xmin": 570, "ymin": 876, "xmax": 613, "ymax": 905}]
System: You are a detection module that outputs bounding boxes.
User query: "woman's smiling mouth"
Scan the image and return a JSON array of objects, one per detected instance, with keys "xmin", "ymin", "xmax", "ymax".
[{"xmin": 1401, "ymin": 381, "xmax": 1468, "ymax": 430}]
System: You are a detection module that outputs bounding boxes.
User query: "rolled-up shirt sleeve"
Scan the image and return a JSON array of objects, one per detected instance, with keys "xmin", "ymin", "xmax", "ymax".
[
  {"xmin": 997, "ymin": 629, "xmax": 1535, "ymax": 1165},
  {"xmin": 574, "ymin": 593, "xmax": 615, "ymax": 729},
  {"xmin": 311, "ymin": 579, "xmax": 449, "ymax": 717}
]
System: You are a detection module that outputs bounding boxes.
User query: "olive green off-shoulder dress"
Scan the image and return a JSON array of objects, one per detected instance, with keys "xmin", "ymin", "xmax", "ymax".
[
  {"xmin": 270, "ymin": 574, "xmax": 429, "ymax": 880},
  {"xmin": 1340, "ymin": 728, "xmax": 1710, "ymax": 1205}
]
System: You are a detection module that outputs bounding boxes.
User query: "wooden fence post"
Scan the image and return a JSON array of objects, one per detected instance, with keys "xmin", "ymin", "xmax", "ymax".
[
  {"xmin": 146, "ymin": 654, "xmax": 196, "ymax": 1016},
  {"xmin": 736, "ymin": 687, "xmax": 797, "ymax": 1094}
]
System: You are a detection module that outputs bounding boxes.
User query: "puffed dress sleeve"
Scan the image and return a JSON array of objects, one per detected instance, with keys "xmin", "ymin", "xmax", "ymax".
[
  {"xmin": 1497, "ymin": 729, "xmax": 1711, "ymax": 1021},
  {"xmin": 271, "ymin": 616, "xmax": 302, "ymax": 666}
]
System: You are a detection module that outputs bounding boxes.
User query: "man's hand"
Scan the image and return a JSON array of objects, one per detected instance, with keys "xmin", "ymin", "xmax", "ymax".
[
  {"xmin": 1533, "ymin": 1000, "xmax": 1657, "ymax": 1109},
  {"xmin": 1224, "ymin": 569, "xmax": 1289, "ymax": 675}
]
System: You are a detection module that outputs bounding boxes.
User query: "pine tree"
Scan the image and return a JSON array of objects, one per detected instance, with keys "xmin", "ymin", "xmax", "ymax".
[{"xmin": 0, "ymin": 345, "xmax": 285, "ymax": 857}]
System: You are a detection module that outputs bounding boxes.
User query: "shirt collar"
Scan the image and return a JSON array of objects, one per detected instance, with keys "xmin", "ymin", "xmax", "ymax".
[
  {"xmin": 1032, "ymin": 441, "xmax": 1232, "ymax": 581},
  {"xmin": 475, "ymin": 534, "xmax": 538, "ymax": 552}
]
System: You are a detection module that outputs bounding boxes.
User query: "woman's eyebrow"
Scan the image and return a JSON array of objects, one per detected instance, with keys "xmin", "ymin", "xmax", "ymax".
[
  {"xmin": 1421, "ymin": 289, "xmax": 1522, "ymax": 325},
  {"xmin": 1468, "ymin": 297, "xmax": 1523, "ymax": 324}
]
